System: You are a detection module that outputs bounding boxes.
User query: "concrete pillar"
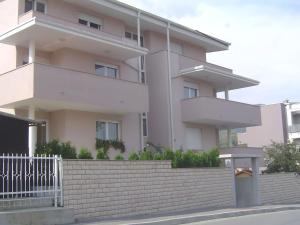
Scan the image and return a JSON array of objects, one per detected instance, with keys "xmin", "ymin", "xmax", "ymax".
[
  {"xmin": 251, "ymin": 157, "xmax": 261, "ymax": 205},
  {"xmin": 28, "ymin": 106, "xmax": 37, "ymax": 157},
  {"xmin": 225, "ymin": 88, "xmax": 229, "ymax": 100},
  {"xmin": 28, "ymin": 41, "xmax": 35, "ymax": 63}
]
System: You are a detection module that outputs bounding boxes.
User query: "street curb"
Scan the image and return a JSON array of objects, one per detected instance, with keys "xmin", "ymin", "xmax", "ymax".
[{"xmin": 124, "ymin": 206, "xmax": 300, "ymax": 225}]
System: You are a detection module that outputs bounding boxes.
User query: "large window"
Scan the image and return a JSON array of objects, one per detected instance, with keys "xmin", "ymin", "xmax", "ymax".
[
  {"xmin": 96, "ymin": 121, "xmax": 119, "ymax": 140},
  {"xmin": 25, "ymin": 0, "xmax": 46, "ymax": 13},
  {"xmin": 78, "ymin": 14, "xmax": 102, "ymax": 31},
  {"xmin": 184, "ymin": 87, "xmax": 198, "ymax": 99},
  {"xmin": 95, "ymin": 63, "xmax": 118, "ymax": 78}
]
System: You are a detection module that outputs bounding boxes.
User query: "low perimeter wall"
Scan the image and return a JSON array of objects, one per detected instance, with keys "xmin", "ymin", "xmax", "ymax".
[
  {"xmin": 63, "ymin": 160, "xmax": 234, "ymax": 219},
  {"xmin": 259, "ymin": 173, "xmax": 300, "ymax": 205}
]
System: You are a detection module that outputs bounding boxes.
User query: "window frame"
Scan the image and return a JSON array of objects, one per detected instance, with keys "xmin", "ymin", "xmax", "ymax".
[
  {"xmin": 96, "ymin": 121, "xmax": 120, "ymax": 141},
  {"xmin": 184, "ymin": 86, "xmax": 199, "ymax": 99},
  {"xmin": 25, "ymin": 0, "xmax": 47, "ymax": 14},
  {"xmin": 95, "ymin": 62, "xmax": 119, "ymax": 79},
  {"xmin": 78, "ymin": 14, "xmax": 103, "ymax": 31},
  {"xmin": 142, "ymin": 112, "xmax": 148, "ymax": 137},
  {"xmin": 124, "ymin": 31, "xmax": 144, "ymax": 47}
]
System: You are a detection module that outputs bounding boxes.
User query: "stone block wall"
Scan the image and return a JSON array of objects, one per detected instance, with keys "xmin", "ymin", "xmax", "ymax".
[{"xmin": 63, "ymin": 160, "xmax": 234, "ymax": 219}]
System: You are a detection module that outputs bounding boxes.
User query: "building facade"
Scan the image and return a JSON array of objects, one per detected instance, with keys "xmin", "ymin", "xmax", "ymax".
[
  {"xmin": 0, "ymin": 0, "xmax": 261, "ymax": 157},
  {"xmin": 237, "ymin": 103, "xmax": 288, "ymax": 148},
  {"xmin": 286, "ymin": 102, "xmax": 300, "ymax": 145}
]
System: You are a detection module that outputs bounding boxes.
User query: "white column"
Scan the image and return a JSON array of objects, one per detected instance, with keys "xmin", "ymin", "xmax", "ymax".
[
  {"xmin": 28, "ymin": 41, "xmax": 36, "ymax": 63},
  {"xmin": 137, "ymin": 11, "xmax": 141, "ymax": 47},
  {"xmin": 225, "ymin": 87, "xmax": 231, "ymax": 147},
  {"xmin": 225, "ymin": 87, "xmax": 229, "ymax": 100},
  {"xmin": 28, "ymin": 106, "xmax": 37, "ymax": 157},
  {"xmin": 166, "ymin": 22, "xmax": 174, "ymax": 149}
]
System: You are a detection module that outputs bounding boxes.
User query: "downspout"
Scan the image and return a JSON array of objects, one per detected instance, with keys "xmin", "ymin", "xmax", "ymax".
[
  {"xmin": 166, "ymin": 22, "xmax": 175, "ymax": 149},
  {"xmin": 137, "ymin": 10, "xmax": 144, "ymax": 150}
]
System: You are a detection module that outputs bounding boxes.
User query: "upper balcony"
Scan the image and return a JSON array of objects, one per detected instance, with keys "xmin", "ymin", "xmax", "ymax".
[
  {"xmin": 177, "ymin": 62, "xmax": 259, "ymax": 92},
  {"xmin": 181, "ymin": 97, "xmax": 261, "ymax": 128},
  {"xmin": 0, "ymin": 63, "xmax": 148, "ymax": 114},
  {"xmin": 0, "ymin": 11, "xmax": 148, "ymax": 60}
]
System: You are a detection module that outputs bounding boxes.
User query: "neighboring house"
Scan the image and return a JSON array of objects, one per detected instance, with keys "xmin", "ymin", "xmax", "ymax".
[
  {"xmin": 0, "ymin": 0, "xmax": 261, "ymax": 157},
  {"xmin": 286, "ymin": 102, "xmax": 300, "ymax": 145},
  {"xmin": 237, "ymin": 103, "xmax": 288, "ymax": 147}
]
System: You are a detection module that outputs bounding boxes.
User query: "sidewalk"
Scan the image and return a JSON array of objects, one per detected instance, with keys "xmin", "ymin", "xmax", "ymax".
[{"xmin": 75, "ymin": 204, "xmax": 300, "ymax": 225}]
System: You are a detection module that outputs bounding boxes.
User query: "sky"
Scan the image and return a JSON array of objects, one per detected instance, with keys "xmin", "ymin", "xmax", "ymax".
[{"xmin": 120, "ymin": 0, "xmax": 300, "ymax": 104}]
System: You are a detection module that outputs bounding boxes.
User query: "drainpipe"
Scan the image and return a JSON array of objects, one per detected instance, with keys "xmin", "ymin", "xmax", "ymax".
[
  {"xmin": 166, "ymin": 22, "xmax": 174, "ymax": 149},
  {"xmin": 137, "ymin": 11, "xmax": 144, "ymax": 150}
]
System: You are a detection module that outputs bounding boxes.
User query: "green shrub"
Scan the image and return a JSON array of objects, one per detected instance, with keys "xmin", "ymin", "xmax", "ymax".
[
  {"xmin": 35, "ymin": 139, "xmax": 77, "ymax": 159},
  {"xmin": 265, "ymin": 142, "xmax": 300, "ymax": 173},
  {"xmin": 95, "ymin": 139, "xmax": 125, "ymax": 153},
  {"xmin": 96, "ymin": 148, "xmax": 109, "ymax": 160},
  {"xmin": 172, "ymin": 150, "xmax": 183, "ymax": 168},
  {"xmin": 162, "ymin": 148, "xmax": 175, "ymax": 160},
  {"xmin": 114, "ymin": 154, "xmax": 124, "ymax": 160},
  {"xmin": 139, "ymin": 149, "xmax": 154, "ymax": 160},
  {"xmin": 128, "ymin": 152, "xmax": 139, "ymax": 160},
  {"xmin": 153, "ymin": 153, "xmax": 163, "ymax": 160},
  {"xmin": 60, "ymin": 142, "xmax": 77, "ymax": 159},
  {"xmin": 208, "ymin": 148, "xmax": 221, "ymax": 167},
  {"xmin": 78, "ymin": 148, "xmax": 93, "ymax": 159}
]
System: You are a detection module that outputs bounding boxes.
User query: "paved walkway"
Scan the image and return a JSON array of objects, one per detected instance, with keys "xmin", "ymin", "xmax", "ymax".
[{"xmin": 75, "ymin": 204, "xmax": 300, "ymax": 225}]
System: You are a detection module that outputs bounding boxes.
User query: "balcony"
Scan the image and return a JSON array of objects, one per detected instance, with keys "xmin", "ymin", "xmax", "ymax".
[
  {"xmin": 181, "ymin": 97, "xmax": 261, "ymax": 128},
  {"xmin": 177, "ymin": 62, "xmax": 259, "ymax": 92},
  {"xmin": 289, "ymin": 124, "xmax": 300, "ymax": 133},
  {"xmin": 0, "ymin": 63, "xmax": 148, "ymax": 114},
  {"xmin": 0, "ymin": 11, "xmax": 148, "ymax": 60}
]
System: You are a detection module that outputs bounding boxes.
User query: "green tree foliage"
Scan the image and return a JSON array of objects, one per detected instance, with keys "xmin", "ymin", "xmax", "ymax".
[{"xmin": 265, "ymin": 142, "xmax": 300, "ymax": 173}]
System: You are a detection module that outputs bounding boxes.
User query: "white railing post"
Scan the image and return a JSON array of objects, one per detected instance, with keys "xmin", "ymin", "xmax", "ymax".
[
  {"xmin": 59, "ymin": 155, "xmax": 63, "ymax": 207},
  {"xmin": 54, "ymin": 155, "xmax": 58, "ymax": 207}
]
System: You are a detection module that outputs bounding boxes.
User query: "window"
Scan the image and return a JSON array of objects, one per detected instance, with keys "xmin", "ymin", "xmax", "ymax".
[
  {"xmin": 25, "ymin": 0, "xmax": 46, "ymax": 13},
  {"xmin": 78, "ymin": 14, "xmax": 102, "ymax": 30},
  {"xmin": 36, "ymin": 1, "xmax": 46, "ymax": 13},
  {"xmin": 125, "ymin": 31, "xmax": 144, "ymax": 47},
  {"xmin": 185, "ymin": 127, "xmax": 202, "ymax": 150},
  {"xmin": 184, "ymin": 87, "xmax": 198, "ymax": 99},
  {"xmin": 96, "ymin": 121, "xmax": 119, "ymax": 140},
  {"xmin": 95, "ymin": 63, "xmax": 118, "ymax": 78},
  {"xmin": 25, "ymin": 0, "xmax": 34, "ymax": 13},
  {"xmin": 142, "ymin": 113, "xmax": 148, "ymax": 137}
]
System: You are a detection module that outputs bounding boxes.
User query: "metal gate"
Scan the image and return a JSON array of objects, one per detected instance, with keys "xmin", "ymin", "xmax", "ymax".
[{"xmin": 0, "ymin": 154, "xmax": 63, "ymax": 209}]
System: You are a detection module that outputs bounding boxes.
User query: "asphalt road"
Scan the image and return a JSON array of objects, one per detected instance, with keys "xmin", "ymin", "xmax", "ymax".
[{"xmin": 186, "ymin": 209, "xmax": 300, "ymax": 225}]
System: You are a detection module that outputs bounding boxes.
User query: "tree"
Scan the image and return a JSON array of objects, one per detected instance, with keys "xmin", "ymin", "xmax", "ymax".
[{"xmin": 265, "ymin": 142, "xmax": 300, "ymax": 173}]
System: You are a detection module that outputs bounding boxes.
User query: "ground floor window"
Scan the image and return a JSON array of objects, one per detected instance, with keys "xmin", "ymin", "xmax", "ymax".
[
  {"xmin": 185, "ymin": 127, "xmax": 202, "ymax": 150},
  {"xmin": 96, "ymin": 121, "xmax": 119, "ymax": 140}
]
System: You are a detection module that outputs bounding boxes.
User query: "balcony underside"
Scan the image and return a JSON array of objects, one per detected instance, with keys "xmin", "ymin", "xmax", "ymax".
[
  {"xmin": 0, "ymin": 63, "xmax": 148, "ymax": 114},
  {"xmin": 178, "ymin": 64, "xmax": 259, "ymax": 92},
  {"xmin": 0, "ymin": 16, "xmax": 148, "ymax": 60},
  {"xmin": 181, "ymin": 97, "xmax": 261, "ymax": 128}
]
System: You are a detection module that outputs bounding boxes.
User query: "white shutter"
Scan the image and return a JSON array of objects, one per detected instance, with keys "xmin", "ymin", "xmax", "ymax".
[{"xmin": 185, "ymin": 127, "xmax": 203, "ymax": 150}]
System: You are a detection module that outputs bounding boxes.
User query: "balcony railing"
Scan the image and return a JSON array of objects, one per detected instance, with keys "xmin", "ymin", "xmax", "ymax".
[
  {"xmin": 289, "ymin": 124, "xmax": 300, "ymax": 133},
  {"xmin": 18, "ymin": 11, "xmax": 131, "ymax": 45}
]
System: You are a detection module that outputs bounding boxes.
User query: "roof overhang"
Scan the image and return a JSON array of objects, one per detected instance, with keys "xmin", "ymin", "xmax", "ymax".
[
  {"xmin": 0, "ymin": 111, "xmax": 45, "ymax": 126},
  {"xmin": 0, "ymin": 17, "xmax": 148, "ymax": 60},
  {"xmin": 178, "ymin": 64, "xmax": 259, "ymax": 92},
  {"xmin": 63, "ymin": 0, "xmax": 230, "ymax": 52}
]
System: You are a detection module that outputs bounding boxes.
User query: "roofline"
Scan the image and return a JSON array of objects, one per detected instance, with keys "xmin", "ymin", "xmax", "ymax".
[
  {"xmin": 89, "ymin": 0, "xmax": 231, "ymax": 49},
  {"xmin": 179, "ymin": 65, "xmax": 260, "ymax": 86}
]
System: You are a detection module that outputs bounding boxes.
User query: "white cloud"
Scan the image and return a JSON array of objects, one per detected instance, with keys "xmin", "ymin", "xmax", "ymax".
[{"xmin": 120, "ymin": 0, "xmax": 300, "ymax": 104}]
